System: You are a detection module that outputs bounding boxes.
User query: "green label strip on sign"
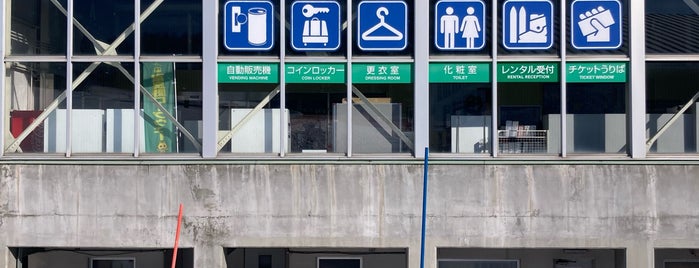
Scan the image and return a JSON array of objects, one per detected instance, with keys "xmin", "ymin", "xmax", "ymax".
[
  {"xmin": 218, "ymin": 63, "xmax": 279, "ymax": 83},
  {"xmin": 497, "ymin": 62, "xmax": 559, "ymax": 82},
  {"xmin": 352, "ymin": 63, "xmax": 412, "ymax": 84},
  {"xmin": 566, "ymin": 62, "xmax": 627, "ymax": 83},
  {"xmin": 429, "ymin": 63, "xmax": 490, "ymax": 83},
  {"xmin": 285, "ymin": 63, "xmax": 346, "ymax": 83}
]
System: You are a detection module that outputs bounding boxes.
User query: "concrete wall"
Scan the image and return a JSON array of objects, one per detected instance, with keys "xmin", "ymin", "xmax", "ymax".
[{"xmin": 1, "ymin": 162, "xmax": 699, "ymax": 268}]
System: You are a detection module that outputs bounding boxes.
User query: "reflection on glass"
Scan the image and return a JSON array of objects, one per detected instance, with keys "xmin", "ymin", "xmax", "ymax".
[
  {"xmin": 566, "ymin": 83, "xmax": 627, "ymax": 154},
  {"xmin": 430, "ymin": 84, "xmax": 491, "ymax": 153},
  {"xmin": 287, "ymin": 84, "xmax": 346, "ymax": 153},
  {"xmin": 72, "ymin": 62, "xmax": 135, "ymax": 153},
  {"xmin": 5, "ymin": 62, "xmax": 67, "ymax": 153},
  {"xmin": 140, "ymin": 63, "xmax": 203, "ymax": 154},
  {"xmin": 438, "ymin": 260, "xmax": 518, "ymax": 268},
  {"xmin": 646, "ymin": 62, "xmax": 699, "ymax": 153},
  {"xmin": 141, "ymin": 0, "xmax": 202, "ymax": 55},
  {"xmin": 497, "ymin": 83, "xmax": 560, "ymax": 154},
  {"xmin": 73, "ymin": 0, "xmax": 135, "ymax": 55},
  {"xmin": 646, "ymin": 0, "xmax": 699, "ymax": 53},
  {"xmin": 218, "ymin": 84, "xmax": 282, "ymax": 154},
  {"xmin": 351, "ymin": 84, "xmax": 414, "ymax": 154},
  {"xmin": 9, "ymin": 0, "xmax": 67, "ymax": 55}
]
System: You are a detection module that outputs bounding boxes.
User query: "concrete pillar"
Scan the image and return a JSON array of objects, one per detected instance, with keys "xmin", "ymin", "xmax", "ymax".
[
  {"xmin": 425, "ymin": 242, "xmax": 437, "ymax": 268},
  {"xmin": 1, "ymin": 246, "xmax": 17, "ymax": 268},
  {"xmin": 408, "ymin": 242, "xmax": 421, "ymax": 268},
  {"xmin": 627, "ymin": 242, "xmax": 654, "ymax": 268},
  {"xmin": 194, "ymin": 243, "xmax": 224, "ymax": 268}
]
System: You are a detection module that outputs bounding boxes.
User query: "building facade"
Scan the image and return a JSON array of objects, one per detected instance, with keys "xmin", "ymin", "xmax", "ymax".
[{"xmin": 1, "ymin": 0, "xmax": 699, "ymax": 267}]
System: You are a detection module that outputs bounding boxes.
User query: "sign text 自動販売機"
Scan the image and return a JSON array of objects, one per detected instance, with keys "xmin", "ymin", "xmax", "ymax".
[{"xmin": 218, "ymin": 63, "xmax": 279, "ymax": 83}]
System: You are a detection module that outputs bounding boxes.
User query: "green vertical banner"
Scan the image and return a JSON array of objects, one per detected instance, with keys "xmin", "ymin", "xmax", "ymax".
[{"xmin": 142, "ymin": 63, "xmax": 176, "ymax": 153}]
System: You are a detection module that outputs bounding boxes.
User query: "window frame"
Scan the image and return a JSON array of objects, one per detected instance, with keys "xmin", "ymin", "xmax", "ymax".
[{"xmin": 89, "ymin": 257, "xmax": 137, "ymax": 268}]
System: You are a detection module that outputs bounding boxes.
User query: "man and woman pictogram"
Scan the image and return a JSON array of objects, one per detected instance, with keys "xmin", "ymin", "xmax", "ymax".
[
  {"xmin": 440, "ymin": 6, "xmax": 481, "ymax": 49},
  {"xmin": 436, "ymin": 1, "xmax": 485, "ymax": 50}
]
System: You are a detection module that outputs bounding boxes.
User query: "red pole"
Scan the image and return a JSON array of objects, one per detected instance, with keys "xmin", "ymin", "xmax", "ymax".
[{"xmin": 170, "ymin": 203, "xmax": 183, "ymax": 268}]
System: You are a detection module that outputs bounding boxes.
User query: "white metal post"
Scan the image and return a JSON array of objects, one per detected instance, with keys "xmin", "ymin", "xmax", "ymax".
[
  {"xmin": 414, "ymin": 0, "xmax": 429, "ymax": 158},
  {"xmin": 201, "ymin": 0, "xmax": 218, "ymax": 158},
  {"xmin": 134, "ymin": 0, "xmax": 141, "ymax": 157},
  {"xmin": 66, "ymin": 0, "xmax": 73, "ymax": 157},
  {"xmin": 346, "ymin": 0, "xmax": 353, "ymax": 157},
  {"xmin": 630, "ymin": 0, "xmax": 646, "ymax": 158},
  {"xmin": 560, "ymin": 0, "xmax": 567, "ymax": 157},
  {"xmin": 0, "ymin": 0, "xmax": 6, "ymax": 157},
  {"xmin": 280, "ymin": 0, "xmax": 287, "ymax": 157},
  {"xmin": 492, "ymin": 0, "xmax": 499, "ymax": 157}
]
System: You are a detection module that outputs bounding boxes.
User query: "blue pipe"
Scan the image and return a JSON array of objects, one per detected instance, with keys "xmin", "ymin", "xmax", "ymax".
[{"xmin": 419, "ymin": 147, "xmax": 429, "ymax": 268}]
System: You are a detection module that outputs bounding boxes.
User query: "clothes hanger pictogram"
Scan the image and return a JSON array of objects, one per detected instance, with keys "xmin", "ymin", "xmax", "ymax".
[{"xmin": 361, "ymin": 7, "xmax": 404, "ymax": 41}]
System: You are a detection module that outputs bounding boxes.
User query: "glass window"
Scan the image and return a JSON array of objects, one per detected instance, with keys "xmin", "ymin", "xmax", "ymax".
[
  {"xmin": 646, "ymin": 62, "xmax": 699, "ymax": 154},
  {"xmin": 72, "ymin": 62, "xmax": 135, "ymax": 153},
  {"xmin": 218, "ymin": 83, "xmax": 282, "ymax": 154},
  {"xmin": 318, "ymin": 258, "xmax": 361, "ymax": 268},
  {"xmin": 438, "ymin": 248, "xmax": 625, "ymax": 268},
  {"xmin": 225, "ymin": 248, "xmax": 405, "ymax": 268},
  {"xmin": 351, "ymin": 83, "xmax": 414, "ymax": 154},
  {"xmin": 5, "ymin": 62, "xmax": 67, "ymax": 153},
  {"xmin": 566, "ymin": 83, "xmax": 627, "ymax": 154},
  {"xmin": 646, "ymin": 0, "xmax": 699, "ymax": 54},
  {"xmin": 141, "ymin": 0, "xmax": 203, "ymax": 56},
  {"xmin": 430, "ymin": 83, "xmax": 491, "ymax": 154},
  {"xmin": 287, "ymin": 84, "xmax": 346, "ymax": 154},
  {"xmin": 497, "ymin": 82, "xmax": 560, "ymax": 155},
  {"xmin": 438, "ymin": 259, "xmax": 518, "ymax": 268},
  {"xmin": 11, "ymin": 247, "xmax": 194, "ymax": 268},
  {"xmin": 140, "ymin": 62, "xmax": 202, "ymax": 154},
  {"xmin": 9, "ymin": 0, "xmax": 67, "ymax": 55},
  {"xmin": 656, "ymin": 249, "xmax": 699, "ymax": 268},
  {"xmin": 73, "ymin": 0, "xmax": 135, "ymax": 55},
  {"xmin": 91, "ymin": 258, "xmax": 135, "ymax": 268}
]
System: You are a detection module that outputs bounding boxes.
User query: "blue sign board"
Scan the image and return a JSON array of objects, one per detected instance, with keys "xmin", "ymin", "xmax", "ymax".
[
  {"xmin": 291, "ymin": 1, "xmax": 341, "ymax": 51},
  {"xmin": 434, "ymin": 0, "xmax": 486, "ymax": 50},
  {"xmin": 502, "ymin": 0, "xmax": 553, "ymax": 50},
  {"xmin": 224, "ymin": 1, "xmax": 274, "ymax": 51},
  {"xmin": 571, "ymin": 0, "xmax": 622, "ymax": 49},
  {"xmin": 357, "ymin": 1, "xmax": 408, "ymax": 51}
]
